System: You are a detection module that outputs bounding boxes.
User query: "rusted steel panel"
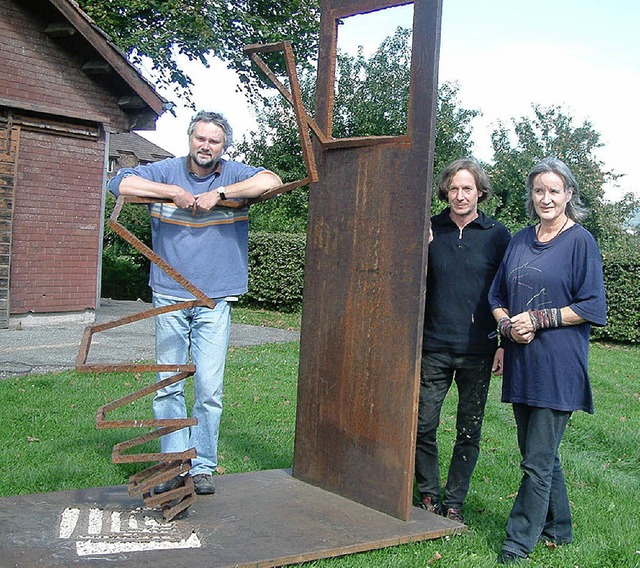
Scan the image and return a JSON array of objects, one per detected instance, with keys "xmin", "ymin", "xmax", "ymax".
[{"xmin": 293, "ymin": 0, "xmax": 442, "ymax": 521}]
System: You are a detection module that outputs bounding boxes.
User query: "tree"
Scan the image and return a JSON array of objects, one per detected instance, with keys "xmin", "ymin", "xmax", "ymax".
[
  {"xmin": 231, "ymin": 69, "xmax": 316, "ymax": 233},
  {"xmin": 77, "ymin": 0, "xmax": 320, "ymax": 102},
  {"xmin": 235, "ymin": 27, "xmax": 479, "ymax": 231},
  {"xmin": 432, "ymin": 81, "xmax": 480, "ymax": 214},
  {"xmin": 332, "ymin": 29, "xmax": 412, "ymax": 138},
  {"xmin": 488, "ymin": 105, "xmax": 638, "ymax": 247}
]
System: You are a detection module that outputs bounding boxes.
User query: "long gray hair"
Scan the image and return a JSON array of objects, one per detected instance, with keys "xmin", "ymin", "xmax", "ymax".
[
  {"xmin": 525, "ymin": 157, "xmax": 588, "ymax": 222},
  {"xmin": 187, "ymin": 110, "xmax": 234, "ymax": 151}
]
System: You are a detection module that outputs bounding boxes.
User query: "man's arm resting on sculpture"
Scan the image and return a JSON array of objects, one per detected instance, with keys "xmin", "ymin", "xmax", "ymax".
[
  {"xmin": 195, "ymin": 170, "xmax": 282, "ymax": 211},
  {"xmin": 117, "ymin": 175, "xmax": 196, "ymax": 209}
]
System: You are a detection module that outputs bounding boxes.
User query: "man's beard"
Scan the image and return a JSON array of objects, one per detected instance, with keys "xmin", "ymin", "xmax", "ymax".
[{"xmin": 190, "ymin": 151, "xmax": 217, "ymax": 169}]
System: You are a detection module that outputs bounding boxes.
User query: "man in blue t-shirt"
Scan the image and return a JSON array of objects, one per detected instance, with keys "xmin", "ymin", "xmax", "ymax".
[
  {"xmin": 415, "ymin": 158, "xmax": 510, "ymax": 523},
  {"xmin": 108, "ymin": 110, "xmax": 281, "ymax": 495}
]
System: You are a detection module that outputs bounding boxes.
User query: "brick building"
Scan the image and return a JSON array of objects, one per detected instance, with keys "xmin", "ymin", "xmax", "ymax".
[{"xmin": 0, "ymin": 0, "xmax": 166, "ymax": 328}]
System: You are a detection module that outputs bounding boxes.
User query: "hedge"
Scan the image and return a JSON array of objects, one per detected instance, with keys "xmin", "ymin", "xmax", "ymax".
[
  {"xmin": 592, "ymin": 245, "xmax": 640, "ymax": 343},
  {"xmin": 101, "ymin": 232, "xmax": 639, "ymax": 342},
  {"xmin": 240, "ymin": 232, "xmax": 306, "ymax": 313},
  {"xmin": 101, "ymin": 247, "xmax": 151, "ymax": 303}
]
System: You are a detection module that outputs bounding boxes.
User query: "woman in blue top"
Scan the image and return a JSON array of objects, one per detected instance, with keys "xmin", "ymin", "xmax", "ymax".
[{"xmin": 489, "ymin": 157, "xmax": 607, "ymax": 564}]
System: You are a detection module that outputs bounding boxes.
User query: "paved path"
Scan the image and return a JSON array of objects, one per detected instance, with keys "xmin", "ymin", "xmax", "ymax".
[{"xmin": 0, "ymin": 298, "xmax": 299, "ymax": 378}]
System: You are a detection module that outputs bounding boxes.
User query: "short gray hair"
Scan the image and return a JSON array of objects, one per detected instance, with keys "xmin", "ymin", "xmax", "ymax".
[
  {"xmin": 525, "ymin": 157, "xmax": 588, "ymax": 222},
  {"xmin": 187, "ymin": 110, "xmax": 233, "ymax": 150}
]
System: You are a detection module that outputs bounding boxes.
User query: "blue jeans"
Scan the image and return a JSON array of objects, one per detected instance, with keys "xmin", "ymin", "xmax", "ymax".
[
  {"xmin": 415, "ymin": 352, "xmax": 493, "ymax": 510},
  {"xmin": 502, "ymin": 404, "xmax": 573, "ymax": 558},
  {"xmin": 152, "ymin": 294, "xmax": 231, "ymax": 475}
]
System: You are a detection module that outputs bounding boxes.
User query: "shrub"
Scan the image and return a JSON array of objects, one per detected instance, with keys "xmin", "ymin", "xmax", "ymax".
[
  {"xmin": 101, "ymin": 193, "xmax": 151, "ymax": 302},
  {"xmin": 101, "ymin": 247, "xmax": 151, "ymax": 302},
  {"xmin": 593, "ymin": 244, "xmax": 640, "ymax": 343},
  {"xmin": 241, "ymin": 232, "xmax": 306, "ymax": 313}
]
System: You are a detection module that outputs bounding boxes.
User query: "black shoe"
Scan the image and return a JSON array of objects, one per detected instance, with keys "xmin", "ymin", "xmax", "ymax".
[
  {"xmin": 496, "ymin": 550, "xmax": 526, "ymax": 564},
  {"xmin": 153, "ymin": 475, "xmax": 184, "ymax": 495},
  {"xmin": 418, "ymin": 495, "xmax": 440, "ymax": 514},
  {"xmin": 193, "ymin": 473, "xmax": 216, "ymax": 495}
]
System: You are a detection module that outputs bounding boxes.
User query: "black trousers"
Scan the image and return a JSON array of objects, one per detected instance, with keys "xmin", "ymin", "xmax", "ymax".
[{"xmin": 415, "ymin": 352, "xmax": 493, "ymax": 510}]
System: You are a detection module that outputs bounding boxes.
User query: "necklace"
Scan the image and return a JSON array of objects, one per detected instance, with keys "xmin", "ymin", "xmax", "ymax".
[{"xmin": 536, "ymin": 217, "xmax": 569, "ymax": 243}]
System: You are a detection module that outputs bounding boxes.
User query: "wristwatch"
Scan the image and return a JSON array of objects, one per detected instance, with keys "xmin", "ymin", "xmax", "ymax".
[{"xmin": 216, "ymin": 186, "xmax": 227, "ymax": 200}]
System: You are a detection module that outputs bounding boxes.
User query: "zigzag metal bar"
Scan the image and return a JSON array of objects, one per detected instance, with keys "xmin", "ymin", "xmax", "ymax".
[
  {"xmin": 76, "ymin": 197, "xmax": 219, "ymax": 520},
  {"xmin": 243, "ymin": 41, "xmax": 408, "ymax": 162},
  {"xmin": 77, "ymin": 190, "xmax": 307, "ymax": 518},
  {"xmin": 243, "ymin": 41, "xmax": 322, "ymax": 206},
  {"xmin": 95, "ymin": 370, "xmax": 194, "ymax": 418},
  {"xmin": 129, "ymin": 460, "xmax": 191, "ymax": 498},
  {"xmin": 244, "ymin": 42, "xmax": 327, "ymax": 146},
  {"xmin": 108, "ymin": 196, "xmax": 215, "ymax": 308},
  {"xmin": 250, "ymin": 177, "xmax": 314, "ymax": 203},
  {"xmin": 96, "ymin": 371, "xmax": 198, "ymax": 465}
]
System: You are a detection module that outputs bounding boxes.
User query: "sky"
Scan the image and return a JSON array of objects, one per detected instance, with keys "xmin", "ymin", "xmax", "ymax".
[{"xmin": 137, "ymin": 0, "xmax": 640, "ymax": 201}]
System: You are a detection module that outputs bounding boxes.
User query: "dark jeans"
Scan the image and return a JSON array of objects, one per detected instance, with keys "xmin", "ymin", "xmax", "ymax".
[
  {"xmin": 415, "ymin": 352, "xmax": 493, "ymax": 510},
  {"xmin": 502, "ymin": 404, "xmax": 573, "ymax": 558}
]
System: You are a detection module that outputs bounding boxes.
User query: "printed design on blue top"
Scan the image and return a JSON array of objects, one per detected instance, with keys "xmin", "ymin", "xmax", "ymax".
[
  {"xmin": 150, "ymin": 203, "xmax": 249, "ymax": 227},
  {"xmin": 507, "ymin": 261, "xmax": 553, "ymax": 310}
]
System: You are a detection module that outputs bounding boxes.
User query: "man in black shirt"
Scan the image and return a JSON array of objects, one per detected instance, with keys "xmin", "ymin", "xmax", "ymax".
[{"xmin": 415, "ymin": 158, "xmax": 510, "ymax": 523}]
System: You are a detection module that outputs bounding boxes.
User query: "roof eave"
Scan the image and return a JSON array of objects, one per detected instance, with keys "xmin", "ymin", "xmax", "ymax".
[{"xmin": 47, "ymin": 0, "xmax": 167, "ymax": 117}]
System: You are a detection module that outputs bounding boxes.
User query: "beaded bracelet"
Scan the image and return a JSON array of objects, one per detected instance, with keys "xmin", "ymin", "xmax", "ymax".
[
  {"xmin": 498, "ymin": 316, "xmax": 513, "ymax": 340},
  {"xmin": 528, "ymin": 308, "xmax": 563, "ymax": 331}
]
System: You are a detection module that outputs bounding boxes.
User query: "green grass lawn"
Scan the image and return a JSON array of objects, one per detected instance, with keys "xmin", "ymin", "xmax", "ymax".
[{"xmin": 0, "ymin": 337, "xmax": 637, "ymax": 567}]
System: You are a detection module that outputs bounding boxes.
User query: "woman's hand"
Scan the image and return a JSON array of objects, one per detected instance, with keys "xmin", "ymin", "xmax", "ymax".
[{"xmin": 509, "ymin": 312, "xmax": 535, "ymax": 344}]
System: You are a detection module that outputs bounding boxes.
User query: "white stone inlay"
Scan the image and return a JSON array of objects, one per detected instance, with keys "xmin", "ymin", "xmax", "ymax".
[
  {"xmin": 59, "ymin": 508, "xmax": 80, "ymax": 539},
  {"xmin": 76, "ymin": 531, "xmax": 201, "ymax": 556},
  {"xmin": 110, "ymin": 511, "xmax": 121, "ymax": 533},
  {"xmin": 58, "ymin": 506, "xmax": 202, "ymax": 557},
  {"xmin": 87, "ymin": 508, "xmax": 103, "ymax": 534}
]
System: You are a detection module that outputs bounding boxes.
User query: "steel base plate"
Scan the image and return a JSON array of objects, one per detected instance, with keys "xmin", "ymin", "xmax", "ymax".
[{"xmin": 0, "ymin": 469, "xmax": 465, "ymax": 567}]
